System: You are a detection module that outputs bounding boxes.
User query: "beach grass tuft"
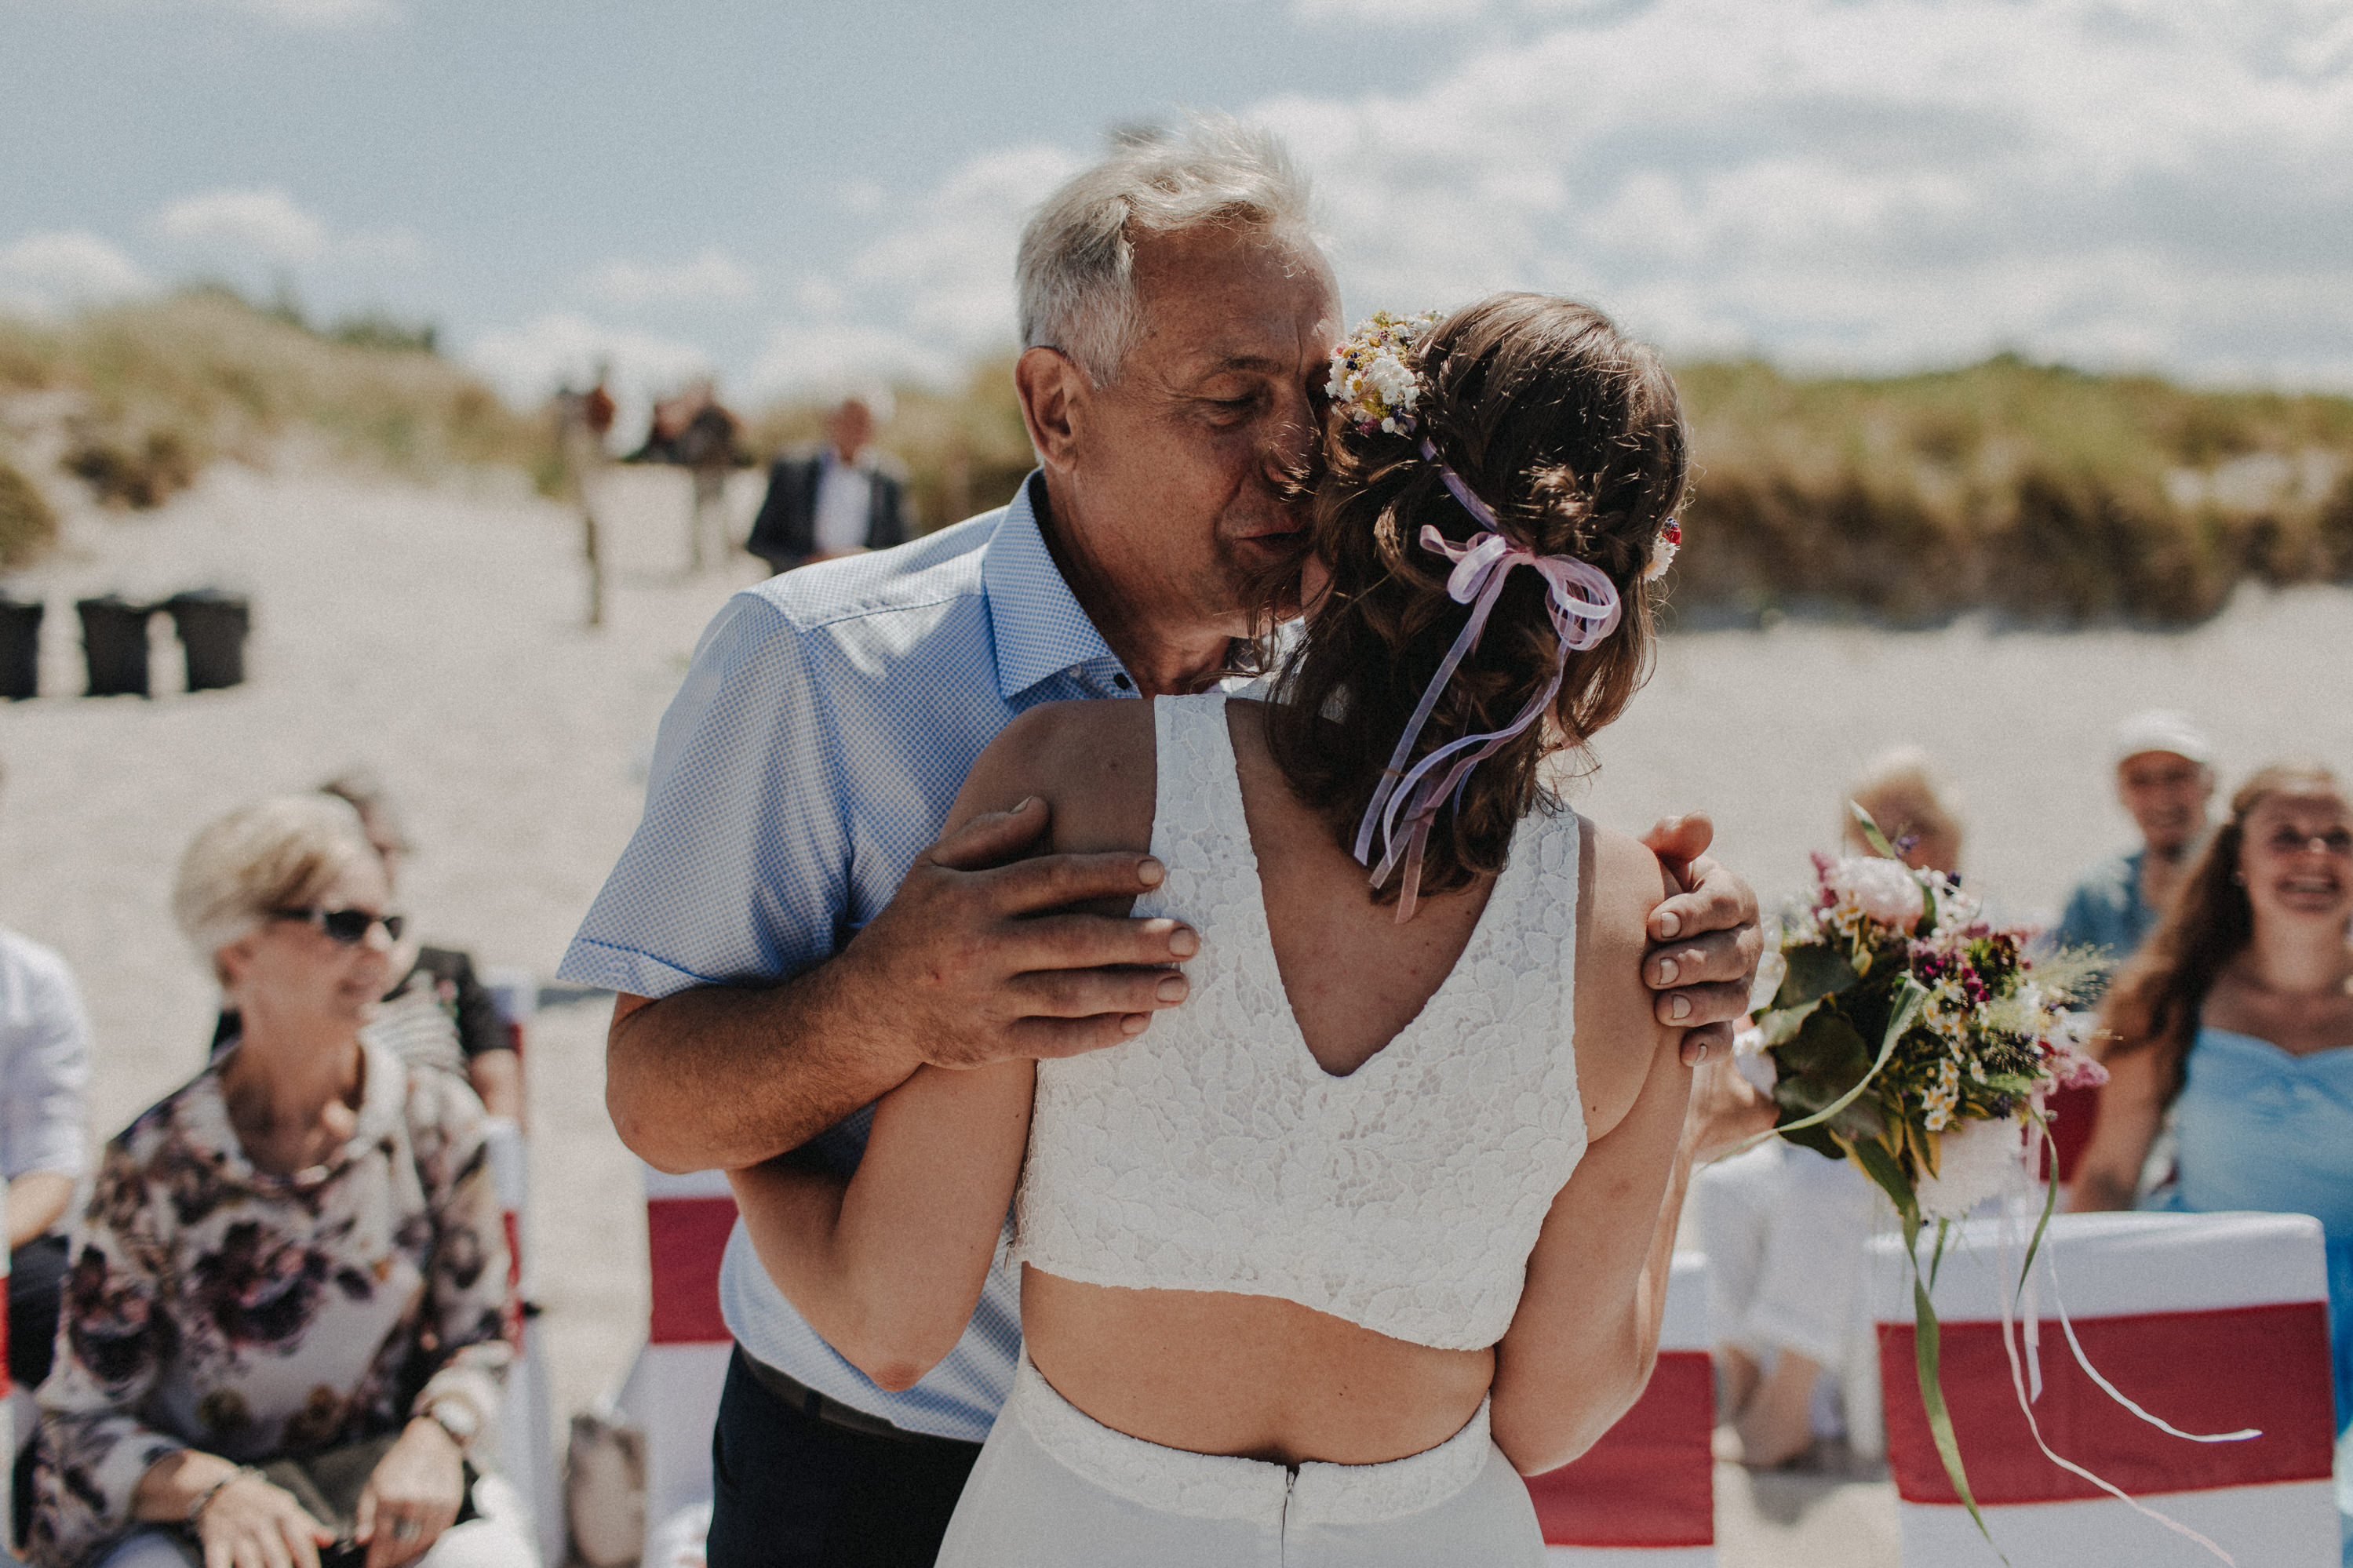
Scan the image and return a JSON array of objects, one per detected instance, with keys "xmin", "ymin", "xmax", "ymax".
[{"xmin": 0, "ymin": 287, "xmax": 544, "ymax": 507}]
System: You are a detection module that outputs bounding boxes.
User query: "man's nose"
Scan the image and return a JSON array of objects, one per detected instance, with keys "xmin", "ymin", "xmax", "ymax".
[{"xmin": 1260, "ymin": 384, "xmax": 1320, "ymax": 477}]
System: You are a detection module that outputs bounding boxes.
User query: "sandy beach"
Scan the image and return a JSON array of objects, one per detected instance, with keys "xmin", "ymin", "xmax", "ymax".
[{"xmin": 3, "ymin": 458, "xmax": 2347, "ymax": 1567}]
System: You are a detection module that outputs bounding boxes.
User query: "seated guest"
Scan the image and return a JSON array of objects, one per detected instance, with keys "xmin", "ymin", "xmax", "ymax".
[
  {"xmin": 2070, "ymin": 763, "xmax": 2353, "ymax": 1475},
  {"xmin": 1697, "ymin": 747, "xmax": 1969, "ymax": 1468},
  {"xmin": 1, "ymin": 923, "xmax": 89, "ymax": 1395},
  {"xmin": 742, "ymin": 395, "xmax": 909, "ymax": 573},
  {"xmin": 1, "ymin": 756, "xmax": 93, "ymax": 1396},
  {"xmin": 2053, "ymin": 710, "xmax": 2216, "ymax": 971},
  {"xmin": 212, "ymin": 773, "xmax": 521, "ymax": 1122},
  {"xmin": 27, "ymin": 795, "xmax": 529, "ymax": 1568},
  {"xmin": 1839, "ymin": 745, "xmax": 1963, "ymax": 874}
]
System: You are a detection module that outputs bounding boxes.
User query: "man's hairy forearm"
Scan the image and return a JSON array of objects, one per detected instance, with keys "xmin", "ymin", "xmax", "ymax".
[{"xmin": 605, "ymin": 958, "xmax": 920, "ymax": 1173}]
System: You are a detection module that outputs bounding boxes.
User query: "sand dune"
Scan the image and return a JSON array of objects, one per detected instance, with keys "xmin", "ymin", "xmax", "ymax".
[{"xmin": 3, "ymin": 460, "xmax": 2344, "ymax": 1567}]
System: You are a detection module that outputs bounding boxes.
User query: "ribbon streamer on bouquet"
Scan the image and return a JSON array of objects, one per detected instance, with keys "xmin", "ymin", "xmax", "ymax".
[
  {"xmin": 1352, "ymin": 440, "xmax": 1621, "ymax": 920},
  {"xmin": 1975, "ymin": 1117, "xmax": 2258, "ymax": 1566}
]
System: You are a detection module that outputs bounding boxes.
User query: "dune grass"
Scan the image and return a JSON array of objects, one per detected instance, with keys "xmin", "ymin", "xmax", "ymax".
[
  {"xmin": 7, "ymin": 289, "xmax": 2349, "ymax": 624},
  {"xmin": 762, "ymin": 351, "xmax": 2353, "ymax": 628},
  {"xmin": 0, "ymin": 288, "xmax": 542, "ymax": 548}
]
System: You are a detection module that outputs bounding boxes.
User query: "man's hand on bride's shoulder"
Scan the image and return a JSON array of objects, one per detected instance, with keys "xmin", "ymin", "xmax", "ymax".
[
  {"xmin": 1635, "ymin": 813, "xmax": 1763, "ymax": 1068},
  {"xmin": 840, "ymin": 797, "xmax": 1200, "ymax": 1071}
]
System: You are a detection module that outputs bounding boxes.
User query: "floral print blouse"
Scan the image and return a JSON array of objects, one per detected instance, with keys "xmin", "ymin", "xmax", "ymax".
[{"xmin": 28, "ymin": 1042, "xmax": 512, "ymax": 1568}]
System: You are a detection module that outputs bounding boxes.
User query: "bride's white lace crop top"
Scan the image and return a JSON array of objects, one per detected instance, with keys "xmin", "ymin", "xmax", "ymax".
[{"xmin": 1007, "ymin": 692, "xmax": 1588, "ymax": 1352}]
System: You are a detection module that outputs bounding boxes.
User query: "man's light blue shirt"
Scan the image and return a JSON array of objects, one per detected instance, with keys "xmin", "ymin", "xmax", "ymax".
[
  {"xmin": 2053, "ymin": 847, "xmax": 2160, "ymax": 965},
  {"xmin": 559, "ymin": 473, "xmax": 1140, "ymax": 1442}
]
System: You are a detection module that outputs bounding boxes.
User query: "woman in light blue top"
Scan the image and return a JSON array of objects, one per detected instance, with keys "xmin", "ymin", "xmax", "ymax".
[{"xmin": 2071, "ymin": 762, "xmax": 2353, "ymax": 1555}]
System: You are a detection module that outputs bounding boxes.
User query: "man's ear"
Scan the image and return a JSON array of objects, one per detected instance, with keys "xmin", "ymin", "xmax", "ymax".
[{"xmin": 1014, "ymin": 346, "xmax": 1090, "ymax": 476}]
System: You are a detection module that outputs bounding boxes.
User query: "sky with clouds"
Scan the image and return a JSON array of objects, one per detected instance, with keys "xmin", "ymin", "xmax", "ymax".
[{"xmin": 4, "ymin": 0, "xmax": 2351, "ymax": 415}]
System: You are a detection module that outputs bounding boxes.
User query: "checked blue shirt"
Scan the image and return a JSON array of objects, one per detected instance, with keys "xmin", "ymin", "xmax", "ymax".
[{"xmin": 559, "ymin": 472, "xmax": 1143, "ymax": 1442}]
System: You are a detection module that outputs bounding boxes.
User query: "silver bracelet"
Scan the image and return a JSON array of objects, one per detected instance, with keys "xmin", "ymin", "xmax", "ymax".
[{"xmin": 186, "ymin": 1465, "xmax": 260, "ymax": 1527}]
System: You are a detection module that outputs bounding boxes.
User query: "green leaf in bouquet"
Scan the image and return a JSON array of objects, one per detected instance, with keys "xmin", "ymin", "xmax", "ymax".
[
  {"xmin": 1771, "ymin": 943, "xmax": 1859, "ymax": 1010},
  {"xmin": 1902, "ymin": 1208, "xmax": 2007, "ymax": 1561},
  {"xmin": 1774, "ymin": 1011, "xmax": 1871, "ymax": 1102},
  {"xmin": 1848, "ymin": 799, "xmax": 1903, "ymax": 860},
  {"xmin": 1757, "ymin": 997, "xmax": 1819, "ymax": 1048},
  {"xmin": 1736, "ymin": 977, "xmax": 1929, "ymax": 1163}
]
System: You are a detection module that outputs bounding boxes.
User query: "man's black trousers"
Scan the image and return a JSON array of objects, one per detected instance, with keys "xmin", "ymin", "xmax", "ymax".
[{"xmin": 705, "ymin": 1348, "xmax": 983, "ymax": 1568}]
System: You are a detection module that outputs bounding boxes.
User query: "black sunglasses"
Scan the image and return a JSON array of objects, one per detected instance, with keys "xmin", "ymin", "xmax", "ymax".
[{"xmin": 272, "ymin": 908, "xmax": 406, "ymax": 944}]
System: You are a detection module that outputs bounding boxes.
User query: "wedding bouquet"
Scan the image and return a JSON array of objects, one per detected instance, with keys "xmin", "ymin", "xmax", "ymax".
[{"xmin": 1743, "ymin": 807, "xmax": 2106, "ymax": 1538}]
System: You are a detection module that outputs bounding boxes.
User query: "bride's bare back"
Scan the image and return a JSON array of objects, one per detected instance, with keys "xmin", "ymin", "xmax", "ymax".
[
  {"xmin": 980, "ymin": 697, "xmax": 1684, "ymax": 1467},
  {"xmin": 729, "ymin": 695, "xmax": 1694, "ymax": 1475}
]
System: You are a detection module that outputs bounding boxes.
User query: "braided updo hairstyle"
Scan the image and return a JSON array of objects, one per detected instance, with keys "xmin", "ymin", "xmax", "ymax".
[{"xmin": 1266, "ymin": 292, "xmax": 1686, "ymax": 906}]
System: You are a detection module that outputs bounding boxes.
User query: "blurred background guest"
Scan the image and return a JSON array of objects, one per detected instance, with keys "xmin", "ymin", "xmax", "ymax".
[
  {"xmin": 743, "ymin": 395, "xmax": 908, "ymax": 574},
  {"xmin": 1696, "ymin": 746, "xmax": 1971, "ymax": 1468},
  {"xmin": 27, "ymin": 795, "xmax": 527, "ymax": 1568},
  {"xmin": 1839, "ymin": 744, "xmax": 1964, "ymax": 873},
  {"xmin": 2070, "ymin": 762, "xmax": 2353, "ymax": 1457},
  {"xmin": 0, "ymin": 757, "xmax": 93, "ymax": 1397},
  {"xmin": 2053, "ymin": 709, "xmax": 2216, "ymax": 972},
  {"xmin": 211, "ymin": 773, "xmax": 521, "ymax": 1122}
]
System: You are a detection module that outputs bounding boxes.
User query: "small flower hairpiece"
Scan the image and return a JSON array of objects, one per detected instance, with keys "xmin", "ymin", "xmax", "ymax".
[
  {"xmin": 1328, "ymin": 308, "xmax": 1685, "ymax": 581},
  {"xmin": 1645, "ymin": 518, "xmax": 1681, "ymax": 581},
  {"xmin": 1325, "ymin": 311, "xmax": 1440, "ymax": 435}
]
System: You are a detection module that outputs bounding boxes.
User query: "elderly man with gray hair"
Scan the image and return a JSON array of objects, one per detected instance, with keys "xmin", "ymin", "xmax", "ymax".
[{"xmin": 562, "ymin": 116, "xmax": 1761, "ymax": 1568}]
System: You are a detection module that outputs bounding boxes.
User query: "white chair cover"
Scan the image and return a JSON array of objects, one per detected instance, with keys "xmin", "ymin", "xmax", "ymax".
[
  {"xmin": 615, "ymin": 1166, "xmax": 737, "ymax": 1568},
  {"xmin": 1867, "ymin": 1208, "xmax": 2339, "ymax": 1566},
  {"xmin": 1533, "ymin": 1251, "xmax": 1719, "ymax": 1566}
]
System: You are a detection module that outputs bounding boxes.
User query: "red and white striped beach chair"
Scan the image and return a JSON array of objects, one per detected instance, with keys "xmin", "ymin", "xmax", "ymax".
[
  {"xmin": 1528, "ymin": 1252, "xmax": 1718, "ymax": 1565},
  {"xmin": 1870, "ymin": 1208, "xmax": 2340, "ymax": 1566},
  {"xmin": 616, "ymin": 1165, "xmax": 738, "ymax": 1568},
  {"xmin": 477, "ymin": 969, "xmax": 564, "ymax": 1567}
]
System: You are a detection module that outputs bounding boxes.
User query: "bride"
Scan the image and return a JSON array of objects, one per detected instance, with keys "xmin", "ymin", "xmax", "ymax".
[{"xmin": 728, "ymin": 293, "xmax": 1733, "ymax": 1563}]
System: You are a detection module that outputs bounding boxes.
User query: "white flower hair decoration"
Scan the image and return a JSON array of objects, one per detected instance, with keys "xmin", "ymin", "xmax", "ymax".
[
  {"xmin": 1326, "ymin": 307, "xmax": 1685, "ymax": 584},
  {"xmin": 1325, "ymin": 310, "xmax": 1440, "ymax": 436}
]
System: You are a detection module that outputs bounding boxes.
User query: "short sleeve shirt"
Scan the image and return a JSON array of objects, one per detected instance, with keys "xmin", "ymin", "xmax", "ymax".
[
  {"xmin": 0, "ymin": 927, "xmax": 92, "ymax": 1186},
  {"xmin": 559, "ymin": 474, "xmax": 1143, "ymax": 1442},
  {"xmin": 2053, "ymin": 848, "xmax": 2159, "ymax": 966}
]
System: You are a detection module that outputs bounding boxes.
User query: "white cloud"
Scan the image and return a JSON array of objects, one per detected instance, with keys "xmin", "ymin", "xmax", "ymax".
[
  {"xmin": 0, "ymin": 231, "xmax": 151, "ymax": 316},
  {"xmin": 736, "ymin": 142, "xmax": 1081, "ymax": 402},
  {"xmin": 228, "ymin": 0, "xmax": 399, "ymax": 24},
  {"xmin": 151, "ymin": 187, "xmax": 329, "ymax": 263},
  {"xmin": 464, "ymin": 313, "xmax": 714, "ymax": 423},
  {"xmin": 584, "ymin": 249, "xmax": 758, "ymax": 308},
  {"xmin": 1249, "ymin": 0, "xmax": 2353, "ymax": 382},
  {"xmin": 846, "ymin": 144, "xmax": 1085, "ymax": 354},
  {"xmin": 1293, "ymin": 0, "xmax": 1488, "ymax": 20},
  {"xmin": 746, "ymin": 322, "xmax": 962, "ymax": 404}
]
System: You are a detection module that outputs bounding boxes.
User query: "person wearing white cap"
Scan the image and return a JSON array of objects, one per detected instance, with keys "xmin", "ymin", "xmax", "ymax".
[{"xmin": 2051, "ymin": 710, "xmax": 2216, "ymax": 967}]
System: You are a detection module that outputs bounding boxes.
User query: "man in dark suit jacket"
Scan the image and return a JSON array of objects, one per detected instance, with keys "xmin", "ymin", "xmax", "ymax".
[{"xmin": 745, "ymin": 397, "xmax": 910, "ymax": 572}]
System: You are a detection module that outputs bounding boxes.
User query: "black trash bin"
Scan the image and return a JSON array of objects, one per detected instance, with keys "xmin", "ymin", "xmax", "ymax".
[
  {"xmin": 0, "ymin": 596, "xmax": 39, "ymax": 700},
  {"xmin": 164, "ymin": 590, "xmax": 251, "ymax": 692},
  {"xmin": 77, "ymin": 596, "xmax": 153, "ymax": 697}
]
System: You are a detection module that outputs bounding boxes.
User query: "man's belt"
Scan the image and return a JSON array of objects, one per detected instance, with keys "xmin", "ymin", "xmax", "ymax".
[{"xmin": 739, "ymin": 1349, "xmax": 973, "ymax": 1449}]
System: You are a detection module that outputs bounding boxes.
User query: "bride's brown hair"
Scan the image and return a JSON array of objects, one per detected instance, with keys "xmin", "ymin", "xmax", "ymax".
[{"xmin": 1265, "ymin": 293, "xmax": 1686, "ymax": 905}]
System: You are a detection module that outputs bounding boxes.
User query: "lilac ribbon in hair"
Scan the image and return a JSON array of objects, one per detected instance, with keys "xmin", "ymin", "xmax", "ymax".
[{"xmin": 1350, "ymin": 439, "xmax": 1623, "ymax": 921}]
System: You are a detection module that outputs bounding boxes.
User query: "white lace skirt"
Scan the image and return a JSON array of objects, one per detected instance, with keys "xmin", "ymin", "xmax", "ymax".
[{"xmin": 935, "ymin": 1357, "xmax": 1546, "ymax": 1566}]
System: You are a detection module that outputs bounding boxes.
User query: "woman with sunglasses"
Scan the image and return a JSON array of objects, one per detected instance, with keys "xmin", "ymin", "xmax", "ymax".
[{"xmin": 26, "ymin": 796, "xmax": 532, "ymax": 1568}]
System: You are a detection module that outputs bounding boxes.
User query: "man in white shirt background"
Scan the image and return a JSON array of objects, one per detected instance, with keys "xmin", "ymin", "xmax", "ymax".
[
  {"xmin": 745, "ymin": 395, "xmax": 911, "ymax": 574},
  {"xmin": 0, "ymin": 761, "xmax": 92, "ymax": 1401}
]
